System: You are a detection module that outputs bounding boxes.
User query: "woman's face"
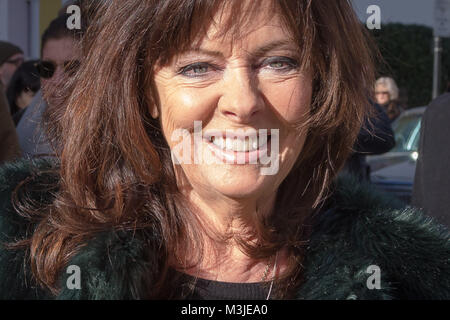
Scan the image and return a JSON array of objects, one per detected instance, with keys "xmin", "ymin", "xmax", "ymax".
[
  {"xmin": 153, "ymin": 2, "xmax": 312, "ymax": 203},
  {"xmin": 375, "ymin": 84, "xmax": 390, "ymax": 105}
]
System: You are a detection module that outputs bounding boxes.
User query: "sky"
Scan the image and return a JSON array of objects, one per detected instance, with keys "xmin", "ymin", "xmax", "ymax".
[{"xmin": 351, "ymin": 0, "xmax": 436, "ymax": 28}]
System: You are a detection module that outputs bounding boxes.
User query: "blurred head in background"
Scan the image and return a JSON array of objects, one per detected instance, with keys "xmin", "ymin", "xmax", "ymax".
[
  {"xmin": 36, "ymin": 13, "xmax": 82, "ymax": 106},
  {"xmin": 375, "ymin": 77, "xmax": 399, "ymax": 106},
  {"xmin": 375, "ymin": 76, "xmax": 403, "ymax": 122},
  {"xmin": 0, "ymin": 41, "xmax": 24, "ymax": 89},
  {"xmin": 6, "ymin": 60, "xmax": 40, "ymax": 123}
]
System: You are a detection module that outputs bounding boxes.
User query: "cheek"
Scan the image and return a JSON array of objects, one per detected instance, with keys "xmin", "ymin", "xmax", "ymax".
[
  {"xmin": 159, "ymin": 87, "xmax": 217, "ymax": 137},
  {"xmin": 262, "ymin": 78, "xmax": 312, "ymax": 170},
  {"xmin": 261, "ymin": 77, "xmax": 312, "ymax": 123}
]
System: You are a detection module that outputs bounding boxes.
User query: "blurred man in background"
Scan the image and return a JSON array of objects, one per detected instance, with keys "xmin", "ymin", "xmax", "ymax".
[{"xmin": 17, "ymin": 13, "xmax": 82, "ymax": 158}]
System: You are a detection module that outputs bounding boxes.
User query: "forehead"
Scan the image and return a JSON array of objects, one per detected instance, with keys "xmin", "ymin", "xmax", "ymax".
[
  {"xmin": 210, "ymin": 12, "xmax": 291, "ymax": 53},
  {"xmin": 155, "ymin": 0, "xmax": 299, "ymax": 66},
  {"xmin": 42, "ymin": 37, "xmax": 80, "ymax": 62},
  {"xmin": 376, "ymin": 84, "xmax": 388, "ymax": 89},
  {"xmin": 193, "ymin": 1, "xmax": 291, "ymax": 50}
]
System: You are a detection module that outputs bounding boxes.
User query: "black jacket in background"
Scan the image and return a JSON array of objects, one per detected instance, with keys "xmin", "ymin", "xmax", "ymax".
[
  {"xmin": 344, "ymin": 103, "xmax": 395, "ymax": 180},
  {"xmin": 412, "ymin": 93, "xmax": 450, "ymax": 228}
]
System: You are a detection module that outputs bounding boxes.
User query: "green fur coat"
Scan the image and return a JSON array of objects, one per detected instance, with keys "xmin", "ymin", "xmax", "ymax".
[{"xmin": 0, "ymin": 159, "xmax": 449, "ymax": 300}]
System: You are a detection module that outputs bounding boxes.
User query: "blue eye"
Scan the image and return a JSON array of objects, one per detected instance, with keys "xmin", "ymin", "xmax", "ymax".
[
  {"xmin": 263, "ymin": 57, "xmax": 298, "ymax": 72},
  {"xmin": 178, "ymin": 63, "xmax": 213, "ymax": 77}
]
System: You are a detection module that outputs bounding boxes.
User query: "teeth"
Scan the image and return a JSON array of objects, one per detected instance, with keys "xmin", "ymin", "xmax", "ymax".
[
  {"xmin": 225, "ymin": 138, "xmax": 233, "ymax": 150},
  {"xmin": 252, "ymin": 139, "xmax": 258, "ymax": 150},
  {"xmin": 210, "ymin": 136, "xmax": 267, "ymax": 152}
]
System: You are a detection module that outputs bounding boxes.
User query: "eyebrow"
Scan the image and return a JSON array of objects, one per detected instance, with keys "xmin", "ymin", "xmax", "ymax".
[
  {"xmin": 251, "ymin": 39, "xmax": 297, "ymax": 57},
  {"xmin": 185, "ymin": 39, "xmax": 297, "ymax": 59}
]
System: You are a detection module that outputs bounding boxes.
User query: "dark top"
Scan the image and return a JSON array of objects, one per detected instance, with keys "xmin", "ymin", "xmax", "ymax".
[{"xmin": 179, "ymin": 273, "xmax": 269, "ymax": 300}]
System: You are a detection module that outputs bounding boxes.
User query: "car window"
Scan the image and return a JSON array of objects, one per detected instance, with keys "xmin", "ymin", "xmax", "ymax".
[{"xmin": 391, "ymin": 114, "xmax": 422, "ymax": 152}]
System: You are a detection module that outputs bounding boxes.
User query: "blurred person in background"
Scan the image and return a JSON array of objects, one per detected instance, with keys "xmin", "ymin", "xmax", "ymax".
[
  {"xmin": 412, "ymin": 71, "xmax": 450, "ymax": 228},
  {"xmin": 6, "ymin": 60, "xmax": 40, "ymax": 126},
  {"xmin": 0, "ymin": 41, "xmax": 24, "ymax": 91},
  {"xmin": 0, "ymin": 81, "xmax": 21, "ymax": 163},
  {"xmin": 375, "ymin": 76, "xmax": 404, "ymax": 123},
  {"xmin": 16, "ymin": 13, "xmax": 82, "ymax": 158},
  {"xmin": 37, "ymin": 19, "xmax": 81, "ymax": 107}
]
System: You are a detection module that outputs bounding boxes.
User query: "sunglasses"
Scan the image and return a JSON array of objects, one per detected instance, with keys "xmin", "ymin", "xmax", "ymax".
[
  {"xmin": 375, "ymin": 91, "xmax": 389, "ymax": 95},
  {"xmin": 35, "ymin": 60, "xmax": 80, "ymax": 79}
]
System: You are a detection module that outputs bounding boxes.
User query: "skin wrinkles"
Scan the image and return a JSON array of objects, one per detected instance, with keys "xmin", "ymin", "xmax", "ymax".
[{"xmin": 153, "ymin": 1, "xmax": 312, "ymax": 282}]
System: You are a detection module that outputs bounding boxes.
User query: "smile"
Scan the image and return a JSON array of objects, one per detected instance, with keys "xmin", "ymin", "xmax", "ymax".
[
  {"xmin": 206, "ymin": 134, "xmax": 271, "ymax": 152},
  {"xmin": 202, "ymin": 130, "xmax": 272, "ymax": 164},
  {"xmin": 170, "ymin": 122, "xmax": 280, "ymax": 174}
]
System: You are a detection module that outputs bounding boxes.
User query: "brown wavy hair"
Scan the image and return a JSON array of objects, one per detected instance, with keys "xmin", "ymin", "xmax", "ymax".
[{"xmin": 12, "ymin": 0, "xmax": 376, "ymax": 298}]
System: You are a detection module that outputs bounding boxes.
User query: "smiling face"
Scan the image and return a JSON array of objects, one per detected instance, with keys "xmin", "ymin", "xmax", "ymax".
[{"xmin": 153, "ymin": 1, "xmax": 312, "ymax": 204}]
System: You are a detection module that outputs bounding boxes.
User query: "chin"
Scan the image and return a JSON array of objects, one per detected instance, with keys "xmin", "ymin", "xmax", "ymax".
[{"xmin": 202, "ymin": 166, "xmax": 274, "ymax": 199}]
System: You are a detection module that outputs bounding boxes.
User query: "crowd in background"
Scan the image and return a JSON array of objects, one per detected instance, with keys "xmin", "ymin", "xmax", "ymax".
[{"xmin": 0, "ymin": 3, "xmax": 81, "ymax": 162}]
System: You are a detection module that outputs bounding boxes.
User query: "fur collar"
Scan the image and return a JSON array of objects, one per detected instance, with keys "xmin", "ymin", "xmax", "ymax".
[{"xmin": 0, "ymin": 159, "xmax": 449, "ymax": 300}]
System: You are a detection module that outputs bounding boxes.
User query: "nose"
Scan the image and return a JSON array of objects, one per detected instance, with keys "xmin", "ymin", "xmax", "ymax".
[{"xmin": 218, "ymin": 67, "xmax": 263, "ymax": 123}]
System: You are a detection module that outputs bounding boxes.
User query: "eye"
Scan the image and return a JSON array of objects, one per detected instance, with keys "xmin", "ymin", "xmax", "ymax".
[
  {"xmin": 261, "ymin": 57, "xmax": 299, "ymax": 72},
  {"xmin": 178, "ymin": 62, "xmax": 216, "ymax": 78}
]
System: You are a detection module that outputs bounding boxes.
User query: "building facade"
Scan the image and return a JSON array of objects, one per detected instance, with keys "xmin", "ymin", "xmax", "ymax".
[{"xmin": 0, "ymin": 0, "xmax": 70, "ymax": 59}]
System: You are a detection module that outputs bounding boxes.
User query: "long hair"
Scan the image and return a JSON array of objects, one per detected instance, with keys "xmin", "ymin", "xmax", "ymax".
[{"xmin": 12, "ymin": 0, "xmax": 376, "ymax": 298}]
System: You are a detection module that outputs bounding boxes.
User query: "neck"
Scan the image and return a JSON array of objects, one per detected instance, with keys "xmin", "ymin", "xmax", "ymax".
[
  {"xmin": 188, "ymin": 188, "xmax": 276, "ymax": 235},
  {"xmin": 174, "ymin": 187, "xmax": 281, "ymax": 282}
]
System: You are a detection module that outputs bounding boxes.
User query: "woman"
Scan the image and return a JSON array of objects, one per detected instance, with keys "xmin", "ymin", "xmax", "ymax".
[
  {"xmin": 0, "ymin": 0, "xmax": 448, "ymax": 300},
  {"xmin": 374, "ymin": 76, "xmax": 404, "ymax": 122},
  {"xmin": 6, "ymin": 60, "xmax": 40, "ymax": 126}
]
